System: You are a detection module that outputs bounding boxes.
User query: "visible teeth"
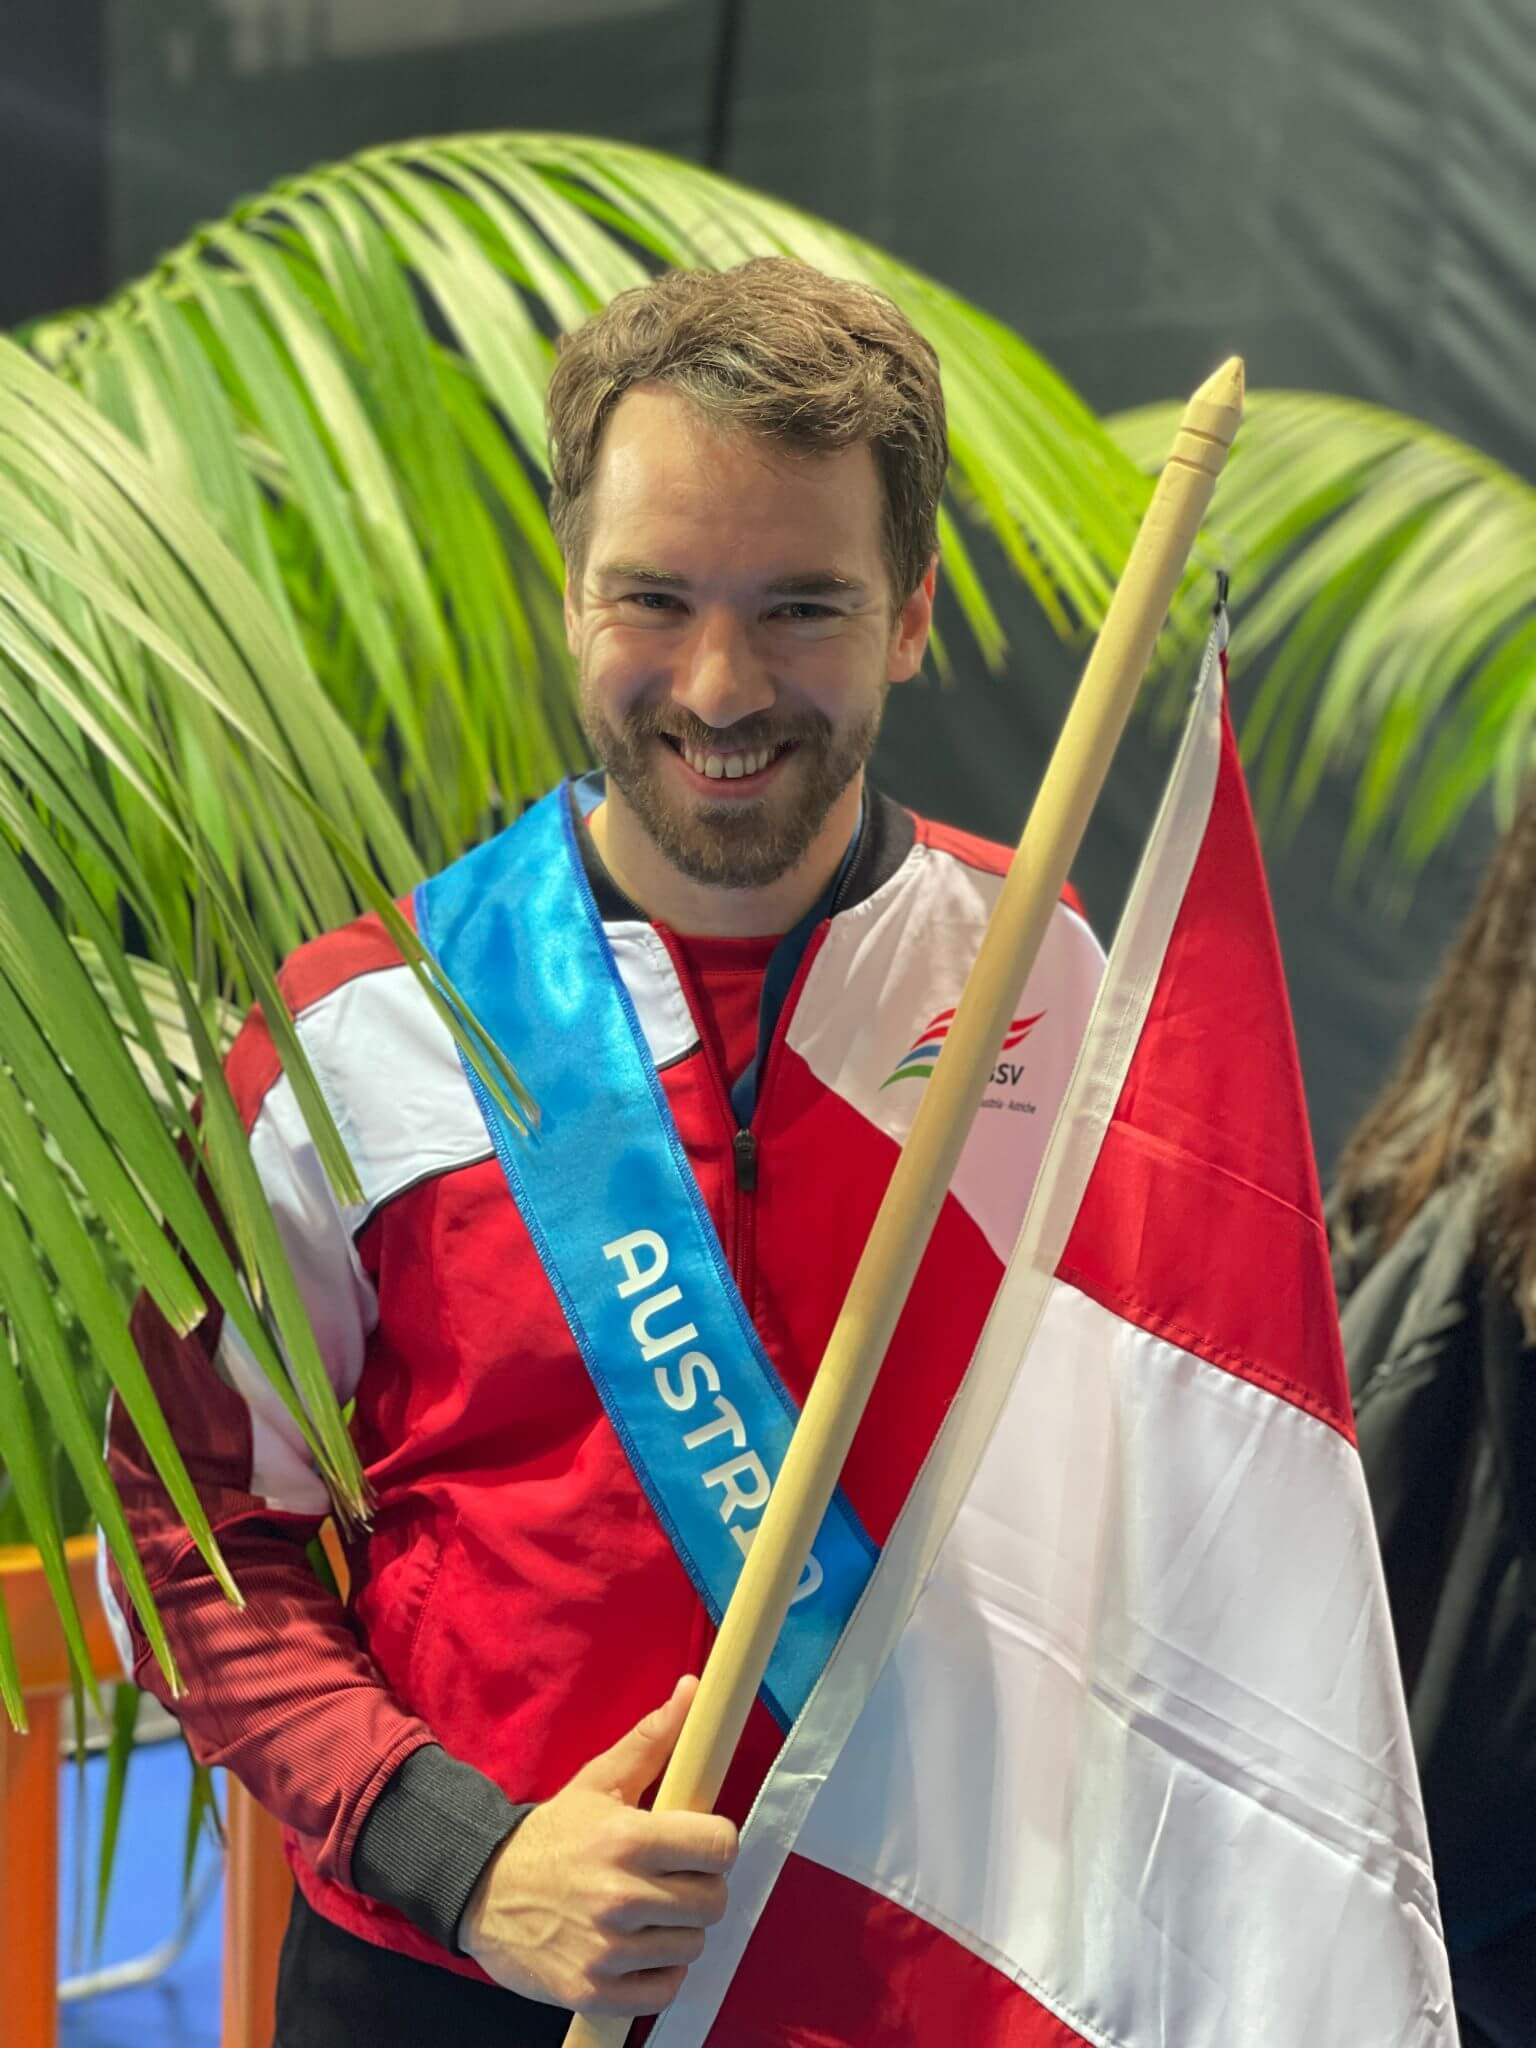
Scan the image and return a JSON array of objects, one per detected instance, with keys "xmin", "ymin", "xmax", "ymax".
[{"xmin": 680, "ymin": 743, "xmax": 778, "ymax": 780}]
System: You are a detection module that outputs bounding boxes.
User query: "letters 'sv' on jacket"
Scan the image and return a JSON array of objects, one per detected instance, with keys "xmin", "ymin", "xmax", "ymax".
[{"xmin": 104, "ymin": 789, "xmax": 1102, "ymax": 1980}]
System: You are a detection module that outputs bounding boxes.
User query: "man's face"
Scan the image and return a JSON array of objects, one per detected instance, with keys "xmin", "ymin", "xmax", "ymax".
[{"xmin": 565, "ymin": 384, "xmax": 934, "ymax": 891}]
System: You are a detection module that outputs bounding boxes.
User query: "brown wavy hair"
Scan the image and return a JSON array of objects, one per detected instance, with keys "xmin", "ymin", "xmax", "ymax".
[
  {"xmin": 1332, "ymin": 791, "xmax": 1536, "ymax": 1336},
  {"xmin": 545, "ymin": 257, "xmax": 948, "ymax": 603}
]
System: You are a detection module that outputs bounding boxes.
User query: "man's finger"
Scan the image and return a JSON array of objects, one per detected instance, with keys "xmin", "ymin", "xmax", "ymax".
[
  {"xmin": 625, "ymin": 1809, "xmax": 738, "ymax": 1875},
  {"xmin": 594, "ymin": 1925, "xmax": 708, "ymax": 1975},
  {"xmin": 569, "ymin": 1674, "xmax": 699, "ymax": 1805},
  {"xmin": 606, "ymin": 1871, "xmax": 730, "ymax": 1931},
  {"xmin": 579, "ymin": 1963, "xmax": 689, "ymax": 2018}
]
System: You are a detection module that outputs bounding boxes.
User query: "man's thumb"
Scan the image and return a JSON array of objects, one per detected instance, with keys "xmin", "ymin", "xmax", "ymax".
[{"xmin": 572, "ymin": 1674, "xmax": 699, "ymax": 1803}]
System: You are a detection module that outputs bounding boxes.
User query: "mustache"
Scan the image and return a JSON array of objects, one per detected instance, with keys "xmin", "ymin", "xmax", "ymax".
[{"xmin": 620, "ymin": 704, "xmax": 831, "ymax": 751}]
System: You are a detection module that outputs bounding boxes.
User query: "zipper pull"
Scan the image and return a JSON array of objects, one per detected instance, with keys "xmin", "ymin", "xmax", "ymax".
[{"xmin": 733, "ymin": 1129, "xmax": 758, "ymax": 1193}]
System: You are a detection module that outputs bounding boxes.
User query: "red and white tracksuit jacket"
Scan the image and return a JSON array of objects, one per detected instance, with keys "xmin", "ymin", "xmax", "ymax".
[{"xmin": 104, "ymin": 788, "xmax": 1102, "ymax": 1983}]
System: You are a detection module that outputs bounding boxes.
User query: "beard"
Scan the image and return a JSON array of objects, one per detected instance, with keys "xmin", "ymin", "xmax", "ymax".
[{"xmin": 580, "ymin": 687, "xmax": 885, "ymax": 890}]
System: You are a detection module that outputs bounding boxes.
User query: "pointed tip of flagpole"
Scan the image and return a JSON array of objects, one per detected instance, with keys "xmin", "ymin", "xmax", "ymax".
[
  {"xmin": 1180, "ymin": 356, "xmax": 1245, "ymax": 453},
  {"xmin": 1194, "ymin": 355, "xmax": 1245, "ymax": 411},
  {"xmin": 1169, "ymin": 357, "xmax": 1245, "ymax": 481}
]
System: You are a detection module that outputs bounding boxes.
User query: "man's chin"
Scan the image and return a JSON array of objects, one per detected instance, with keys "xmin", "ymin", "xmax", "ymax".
[
  {"xmin": 594, "ymin": 725, "xmax": 871, "ymax": 892},
  {"xmin": 640, "ymin": 802, "xmax": 805, "ymax": 890}
]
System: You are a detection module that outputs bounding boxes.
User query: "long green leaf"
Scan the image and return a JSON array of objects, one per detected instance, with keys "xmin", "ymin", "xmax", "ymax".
[
  {"xmin": 0, "ymin": 972, "xmax": 203, "ymax": 1331},
  {"xmin": 1111, "ymin": 390, "xmax": 1536, "ymax": 866},
  {"xmin": 0, "ymin": 1057, "xmax": 238, "ymax": 1604},
  {"xmin": 94, "ymin": 1681, "xmax": 143, "ymax": 1951},
  {"xmin": 0, "ymin": 1327, "xmax": 108, "ymax": 1714},
  {"xmin": 0, "ymin": 1166, "xmax": 178, "ymax": 1692},
  {"xmin": 183, "ymin": 1752, "xmax": 223, "ymax": 1894},
  {"xmin": 0, "ymin": 1589, "xmax": 23, "ymax": 1730}
]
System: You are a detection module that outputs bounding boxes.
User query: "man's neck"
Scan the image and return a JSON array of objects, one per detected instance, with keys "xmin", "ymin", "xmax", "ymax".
[{"xmin": 587, "ymin": 777, "xmax": 864, "ymax": 937}]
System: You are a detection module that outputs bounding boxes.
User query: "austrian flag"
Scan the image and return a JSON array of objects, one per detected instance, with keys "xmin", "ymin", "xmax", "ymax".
[{"xmin": 652, "ymin": 633, "xmax": 1457, "ymax": 2048}]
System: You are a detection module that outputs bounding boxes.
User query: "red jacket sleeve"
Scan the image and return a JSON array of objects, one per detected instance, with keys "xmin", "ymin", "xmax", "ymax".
[{"xmin": 103, "ymin": 1000, "xmax": 435, "ymax": 1890}]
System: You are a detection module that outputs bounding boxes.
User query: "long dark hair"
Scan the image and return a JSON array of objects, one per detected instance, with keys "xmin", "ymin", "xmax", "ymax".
[{"xmin": 1333, "ymin": 792, "xmax": 1536, "ymax": 1338}]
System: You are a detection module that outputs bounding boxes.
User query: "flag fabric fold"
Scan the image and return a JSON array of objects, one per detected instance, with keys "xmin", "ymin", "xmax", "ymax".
[{"xmin": 650, "ymin": 631, "xmax": 1458, "ymax": 2048}]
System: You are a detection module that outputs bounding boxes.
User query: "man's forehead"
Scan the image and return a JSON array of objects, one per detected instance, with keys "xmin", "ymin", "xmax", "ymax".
[
  {"xmin": 586, "ymin": 396, "xmax": 884, "ymax": 578},
  {"xmin": 592, "ymin": 387, "xmax": 881, "ymax": 507}
]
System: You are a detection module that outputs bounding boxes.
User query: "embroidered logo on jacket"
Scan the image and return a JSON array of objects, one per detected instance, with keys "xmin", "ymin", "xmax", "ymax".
[{"xmin": 880, "ymin": 1008, "xmax": 1044, "ymax": 1093}]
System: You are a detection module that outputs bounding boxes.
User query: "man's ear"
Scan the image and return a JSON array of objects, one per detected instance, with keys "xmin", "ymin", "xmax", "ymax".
[
  {"xmin": 563, "ymin": 571, "xmax": 581, "ymax": 658},
  {"xmin": 888, "ymin": 554, "xmax": 939, "ymax": 685}
]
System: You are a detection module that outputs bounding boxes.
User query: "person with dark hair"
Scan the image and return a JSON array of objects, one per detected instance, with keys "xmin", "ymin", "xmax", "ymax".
[
  {"xmin": 1331, "ymin": 798, "xmax": 1536, "ymax": 2048},
  {"xmin": 103, "ymin": 257, "xmax": 1103, "ymax": 2043}
]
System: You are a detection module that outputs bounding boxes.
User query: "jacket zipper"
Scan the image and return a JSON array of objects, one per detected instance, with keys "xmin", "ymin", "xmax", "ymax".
[
  {"xmin": 670, "ymin": 846, "xmax": 857, "ymax": 1301},
  {"xmin": 730, "ymin": 1119, "xmax": 757, "ymax": 1302},
  {"xmin": 658, "ymin": 936, "xmax": 762, "ymax": 1295},
  {"xmin": 733, "ymin": 1128, "xmax": 759, "ymax": 1192},
  {"xmin": 744, "ymin": 853, "xmax": 856, "ymax": 1160}
]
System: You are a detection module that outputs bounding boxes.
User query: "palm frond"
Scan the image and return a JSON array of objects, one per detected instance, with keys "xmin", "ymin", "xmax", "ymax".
[
  {"xmin": 30, "ymin": 133, "xmax": 1148, "ymax": 750},
  {"xmin": 1110, "ymin": 391, "xmax": 1536, "ymax": 871},
  {"xmin": 0, "ymin": 336, "xmax": 531, "ymax": 1712}
]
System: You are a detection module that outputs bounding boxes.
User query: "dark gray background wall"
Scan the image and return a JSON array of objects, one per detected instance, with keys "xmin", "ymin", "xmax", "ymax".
[{"xmin": 10, "ymin": 0, "xmax": 1533, "ymax": 1167}]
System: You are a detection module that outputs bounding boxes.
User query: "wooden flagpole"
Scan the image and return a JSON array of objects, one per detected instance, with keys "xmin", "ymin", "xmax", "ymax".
[{"xmin": 563, "ymin": 355, "xmax": 1245, "ymax": 2048}]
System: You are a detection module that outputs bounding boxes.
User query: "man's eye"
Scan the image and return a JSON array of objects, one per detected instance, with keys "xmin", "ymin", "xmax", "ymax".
[
  {"xmin": 772, "ymin": 602, "xmax": 839, "ymax": 622},
  {"xmin": 624, "ymin": 591, "xmax": 684, "ymax": 612}
]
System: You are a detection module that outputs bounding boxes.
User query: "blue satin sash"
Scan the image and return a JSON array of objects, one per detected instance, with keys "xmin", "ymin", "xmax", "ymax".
[{"xmin": 413, "ymin": 785, "xmax": 877, "ymax": 1727}]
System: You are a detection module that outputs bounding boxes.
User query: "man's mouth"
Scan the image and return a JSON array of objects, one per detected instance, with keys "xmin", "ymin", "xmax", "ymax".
[{"xmin": 658, "ymin": 733, "xmax": 797, "ymax": 786}]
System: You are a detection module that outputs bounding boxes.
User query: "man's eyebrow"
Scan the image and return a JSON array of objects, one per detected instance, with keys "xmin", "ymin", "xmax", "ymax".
[
  {"xmin": 592, "ymin": 563, "xmax": 868, "ymax": 599},
  {"xmin": 762, "ymin": 572, "xmax": 867, "ymax": 599},
  {"xmin": 594, "ymin": 562, "xmax": 689, "ymax": 587}
]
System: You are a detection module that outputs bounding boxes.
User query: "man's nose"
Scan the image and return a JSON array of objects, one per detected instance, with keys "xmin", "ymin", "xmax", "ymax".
[{"xmin": 672, "ymin": 609, "xmax": 775, "ymax": 729}]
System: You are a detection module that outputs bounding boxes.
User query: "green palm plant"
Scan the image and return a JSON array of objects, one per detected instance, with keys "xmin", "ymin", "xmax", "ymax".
[
  {"xmin": 0, "ymin": 133, "xmax": 1532, "ymax": 1733},
  {"xmin": 1112, "ymin": 391, "xmax": 1536, "ymax": 873}
]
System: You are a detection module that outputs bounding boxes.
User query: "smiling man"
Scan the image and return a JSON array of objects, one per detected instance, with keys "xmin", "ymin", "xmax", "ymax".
[
  {"xmin": 557, "ymin": 297, "xmax": 938, "ymax": 932},
  {"xmin": 106, "ymin": 259, "xmax": 1103, "ymax": 2046}
]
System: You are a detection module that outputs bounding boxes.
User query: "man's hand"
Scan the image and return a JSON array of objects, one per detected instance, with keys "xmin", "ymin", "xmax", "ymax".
[{"xmin": 458, "ymin": 1675, "xmax": 738, "ymax": 2017}]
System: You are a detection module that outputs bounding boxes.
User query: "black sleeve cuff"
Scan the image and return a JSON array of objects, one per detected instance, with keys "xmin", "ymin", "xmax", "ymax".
[{"xmin": 351, "ymin": 1744, "xmax": 534, "ymax": 1954}]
